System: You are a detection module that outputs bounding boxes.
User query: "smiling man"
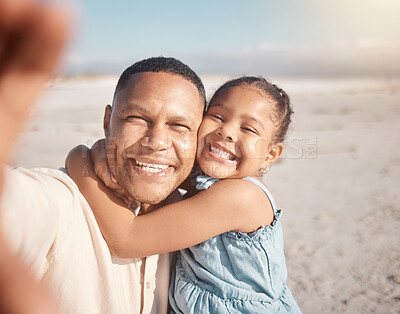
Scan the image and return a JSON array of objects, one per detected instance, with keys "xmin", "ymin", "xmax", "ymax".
[
  {"xmin": 104, "ymin": 66, "xmax": 204, "ymax": 209},
  {"xmin": 1, "ymin": 52, "xmax": 205, "ymax": 314}
]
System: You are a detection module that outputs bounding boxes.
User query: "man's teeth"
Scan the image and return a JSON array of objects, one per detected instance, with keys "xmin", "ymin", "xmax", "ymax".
[
  {"xmin": 136, "ymin": 161, "xmax": 169, "ymax": 173},
  {"xmin": 210, "ymin": 145, "xmax": 235, "ymax": 160}
]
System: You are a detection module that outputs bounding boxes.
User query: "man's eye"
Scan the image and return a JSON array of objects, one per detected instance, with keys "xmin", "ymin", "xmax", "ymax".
[
  {"xmin": 127, "ymin": 116, "xmax": 147, "ymax": 122},
  {"xmin": 171, "ymin": 123, "xmax": 190, "ymax": 132}
]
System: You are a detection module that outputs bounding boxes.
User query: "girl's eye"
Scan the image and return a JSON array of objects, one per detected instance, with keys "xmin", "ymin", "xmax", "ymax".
[
  {"xmin": 241, "ymin": 126, "xmax": 258, "ymax": 134},
  {"xmin": 207, "ymin": 113, "xmax": 224, "ymax": 122}
]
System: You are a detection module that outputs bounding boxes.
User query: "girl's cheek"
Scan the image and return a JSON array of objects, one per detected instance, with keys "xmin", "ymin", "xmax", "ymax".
[
  {"xmin": 253, "ymin": 138, "xmax": 271, "ymax": 159},
  {"xmin": 195, "ymin": 138, "xmax": 205, "ymax": 160}
]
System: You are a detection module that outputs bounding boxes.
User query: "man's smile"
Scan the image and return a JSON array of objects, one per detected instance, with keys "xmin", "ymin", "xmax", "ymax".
[{"xmin": 130, "ymin": 158, "xmax": 174, "ymax": 177}]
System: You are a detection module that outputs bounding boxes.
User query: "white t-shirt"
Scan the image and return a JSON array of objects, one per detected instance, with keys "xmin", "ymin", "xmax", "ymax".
[{"xmin": 0, "ymin": 167, "xmax": 171, "ymax": 314}]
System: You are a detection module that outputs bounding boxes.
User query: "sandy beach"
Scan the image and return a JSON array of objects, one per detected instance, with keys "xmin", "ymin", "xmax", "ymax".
[{"xmin": 11, "ymin": 75, "xmax": 400, "ymax": 313}]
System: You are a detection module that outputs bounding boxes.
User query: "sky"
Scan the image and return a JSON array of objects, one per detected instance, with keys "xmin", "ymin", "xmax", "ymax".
[{"xmin": 62, "ymin": 0, "xmax": 400, "ymax": 77}]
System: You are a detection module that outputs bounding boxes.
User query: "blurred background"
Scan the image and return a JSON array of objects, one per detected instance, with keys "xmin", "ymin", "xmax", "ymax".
[
  {"xmin": 62, "ymin": 0, "xmax": 400, "ymax": 78},
  {"xmin": 14, "ymin": 0, "xmax": 400, "ymax": 313}
]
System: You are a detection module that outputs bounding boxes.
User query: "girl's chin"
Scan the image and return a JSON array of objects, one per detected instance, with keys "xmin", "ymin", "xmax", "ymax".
[
  {"xmin": 200, "ymin": 165, "xmax": 234, "ymax": 179},
  {"xmin": 198, "ymin": 155, "xmax": 238, "ymax": 179}
]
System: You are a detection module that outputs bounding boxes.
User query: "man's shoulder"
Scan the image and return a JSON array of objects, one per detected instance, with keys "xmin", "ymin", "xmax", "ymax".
[
  {"xmin": 12, "ymin": 166, "xmax": 75, "ymax": 185},
  {"xmin": 6, "ymin": 166, "xmax": 80, "ymax": 199},
  {"xmin": 2, "ymin": 166, "xmax": 88, "ymax": 230}
]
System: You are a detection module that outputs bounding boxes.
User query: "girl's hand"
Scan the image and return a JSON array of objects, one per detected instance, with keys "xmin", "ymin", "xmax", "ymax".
[
  {"xmin": 65, "ymin": 145, "xmax": 92, "ymax": 179},
  {"xmin": 90, "ymin": 139, "xmax": 133, "ymax": 206}
]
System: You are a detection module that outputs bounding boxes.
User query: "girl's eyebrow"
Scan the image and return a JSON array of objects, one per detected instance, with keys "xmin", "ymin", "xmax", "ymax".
[
  {"xmin": 207, "ymin": 103, "xmax": 225, "ymax": 109},
  {"xmin": 244, "ymin": 115, "xmax": 265, "ymax": 130},
  {"xmin": 209, "ymin": 103, "xmax": 265, "ymax": 130}
]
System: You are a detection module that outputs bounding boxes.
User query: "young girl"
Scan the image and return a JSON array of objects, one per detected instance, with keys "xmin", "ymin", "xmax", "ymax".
[{"xmin": 68, "ymin": 77, "xmax": 301, "ymax": 313}]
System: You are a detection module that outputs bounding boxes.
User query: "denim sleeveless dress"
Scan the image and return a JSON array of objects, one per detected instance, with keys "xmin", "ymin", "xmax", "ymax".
[{"xmin": 169, "ymin": 176, "xmax": 301, "ymax": 313}]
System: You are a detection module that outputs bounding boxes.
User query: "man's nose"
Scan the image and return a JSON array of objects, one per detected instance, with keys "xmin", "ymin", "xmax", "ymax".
[
  {"xmin": 140, "ymin": 124, "xmax": 171, "ymax": 151},
  {"xmin": 217, "ymin": 124, "xmax": 237, "ymax": 142}
]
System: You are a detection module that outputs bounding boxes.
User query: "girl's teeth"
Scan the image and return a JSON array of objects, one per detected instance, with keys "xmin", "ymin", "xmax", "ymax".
[
  {"xmin": 136, "ymin": 161, "xmax": 169, "ymax": 173},
  {"xmin": 210, "ymin": 145, "xmax": 235, "ymax": 160}
]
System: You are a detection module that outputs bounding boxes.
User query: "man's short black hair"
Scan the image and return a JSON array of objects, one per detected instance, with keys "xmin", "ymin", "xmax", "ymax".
[{"xmin": 114, "ymin": 57, "xmax": 206, "ymax": 107}]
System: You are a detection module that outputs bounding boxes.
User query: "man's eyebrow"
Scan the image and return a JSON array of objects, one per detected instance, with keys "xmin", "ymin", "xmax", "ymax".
[
  {"xmin": 170, "ymin": 112, "xmax": 197, "ymax": 127},
  {"xmin": 119, "ymin": 103, "xmax": 150, "ymax": 114},
  {"xmin": 119, "ymin": 103, "xmax": 197, "ymax": 127}
]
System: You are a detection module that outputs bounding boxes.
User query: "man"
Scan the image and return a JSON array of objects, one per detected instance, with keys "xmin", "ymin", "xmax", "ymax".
[{"xmin": 0, "ymin": 1, "xmax": 205, "ymax": 313}]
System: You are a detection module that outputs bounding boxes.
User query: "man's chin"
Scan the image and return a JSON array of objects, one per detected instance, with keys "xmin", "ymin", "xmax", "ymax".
[{"xmin": 127, "ymin": 187, "xmax": 174, "ymax": 206}]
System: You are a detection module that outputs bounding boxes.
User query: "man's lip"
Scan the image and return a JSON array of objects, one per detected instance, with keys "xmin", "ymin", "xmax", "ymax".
[
  {"xmin": 132, "ymin": 157, "xmax": 174, "ymax": 167},
  {"xmin": 129, "ymin": 158, "xmax": 174, "ymax": 177}
]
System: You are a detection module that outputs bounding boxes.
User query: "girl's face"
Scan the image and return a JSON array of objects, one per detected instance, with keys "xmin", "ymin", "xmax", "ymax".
[{"xmin": 197, "ymin": 85, "xmax": 282, "ymax": 179}]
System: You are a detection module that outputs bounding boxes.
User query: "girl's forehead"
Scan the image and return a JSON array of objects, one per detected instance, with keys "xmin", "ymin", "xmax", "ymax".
[{"xmin": 209, "ymin": 86, "xmax": 275, "ymax": 114}]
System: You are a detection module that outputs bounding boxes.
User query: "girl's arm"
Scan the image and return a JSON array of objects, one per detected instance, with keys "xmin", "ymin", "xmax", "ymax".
[{"xmin": 67, "ymin": 146, "xmax": 273, "ymax": 258}]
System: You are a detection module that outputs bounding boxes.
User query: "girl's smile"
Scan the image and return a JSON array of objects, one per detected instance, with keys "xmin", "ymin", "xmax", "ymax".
[{"xmin": 207, "ymin": 143, "xmax": 238, "ymax": 162}]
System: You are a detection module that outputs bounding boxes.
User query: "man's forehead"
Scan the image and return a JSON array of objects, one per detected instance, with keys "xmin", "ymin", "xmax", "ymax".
[
  {"xmin": 114, "ymin": 72, "xmax": 203, "ymax": 111},
  {"xmin": 124, "ymin": 72, "xmax": 197, "ymax": 94}
]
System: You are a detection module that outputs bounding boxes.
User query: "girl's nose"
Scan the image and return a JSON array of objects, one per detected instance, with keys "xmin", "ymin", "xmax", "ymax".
[{"xmin": 216, "ymin": 125, "xmax": 237, "ymax": 142}]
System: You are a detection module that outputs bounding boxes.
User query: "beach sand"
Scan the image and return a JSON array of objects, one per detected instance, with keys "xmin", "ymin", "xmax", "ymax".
[{"xmin": 11, "ymin": 75, "xmax": 400, "ymax": 313}]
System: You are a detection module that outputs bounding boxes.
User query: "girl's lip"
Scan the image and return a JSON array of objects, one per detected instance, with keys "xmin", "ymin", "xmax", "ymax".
[{"xmin": 207, "ymin": 143, "xmax": 238, "ymax": 162}]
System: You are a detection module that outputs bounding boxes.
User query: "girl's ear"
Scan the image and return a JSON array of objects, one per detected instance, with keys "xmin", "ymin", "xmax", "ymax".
[
  {"xmin": 263, "ymin": 143, "xmax": 284, "ymax": 169},
  {"xmin": 103, "ymin": 105, "xmax": 112, "ymax": 137}
]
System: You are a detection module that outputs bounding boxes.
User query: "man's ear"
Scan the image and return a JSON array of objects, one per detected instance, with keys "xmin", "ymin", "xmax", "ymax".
[
  {"xmin": 263, "ymin": 143, "xmax": 284, "ymax": 169},
  {"xmin": 103, "ymin": 105, "xmax": 112, "ymax": 137}
]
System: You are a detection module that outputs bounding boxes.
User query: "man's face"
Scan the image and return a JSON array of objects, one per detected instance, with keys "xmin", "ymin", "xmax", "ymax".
[{"xmin": 104, "ymin": 72, "xmax": 203, "ymax": 206}]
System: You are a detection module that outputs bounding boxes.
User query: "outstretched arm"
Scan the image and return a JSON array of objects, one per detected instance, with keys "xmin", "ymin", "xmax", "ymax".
[
  {"xmin": 67, "ymin": 147, "xmax": 274, "ymax": 259},
  {"xmin": 0, "ymin": 0, "xmax": 70, "ymax": 188},
  {"xmin": 0, "ymin": 0, "xmax": 70, "ymax": 313}
]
